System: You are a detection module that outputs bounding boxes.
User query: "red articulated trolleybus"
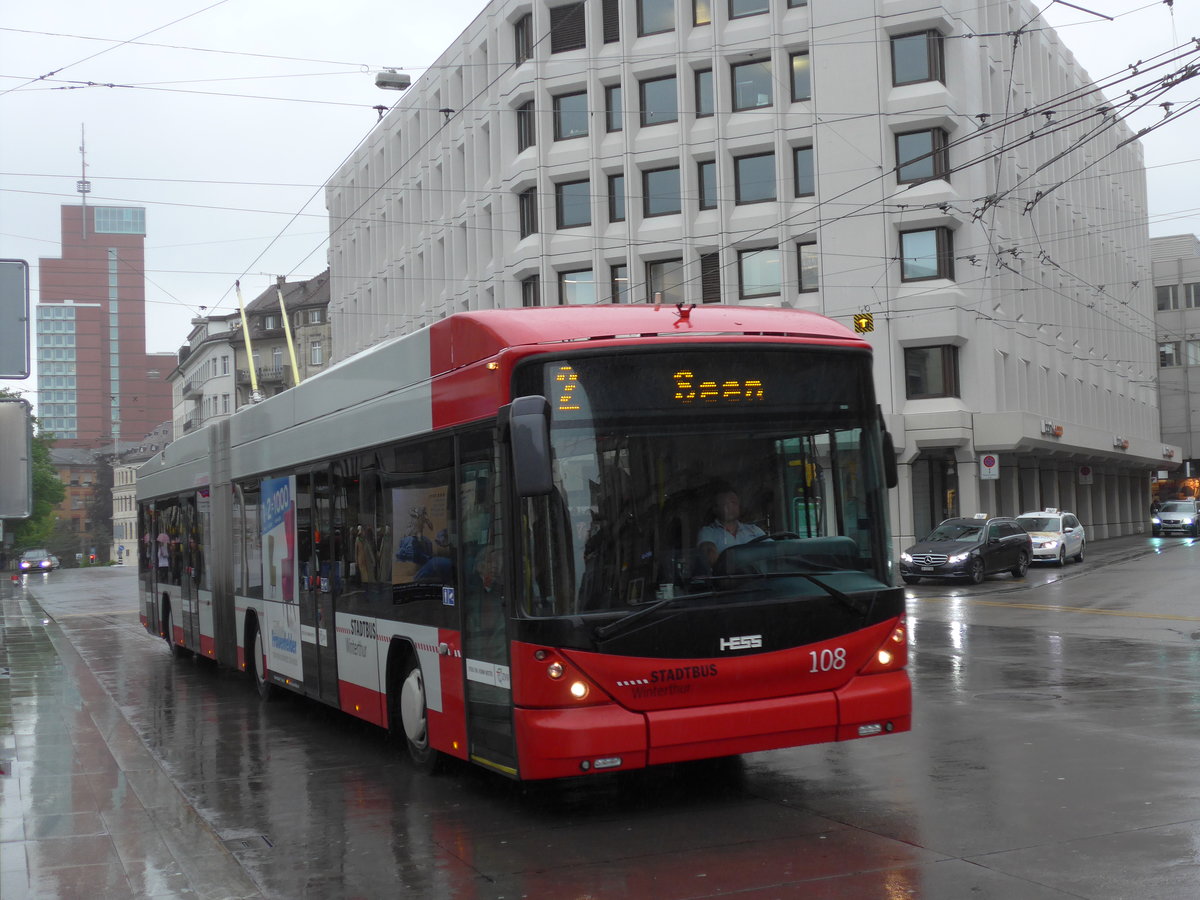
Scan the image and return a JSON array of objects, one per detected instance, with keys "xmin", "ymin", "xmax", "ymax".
[{"xmin": 136, "ymin": 305, "xmax": 910, "ymax": 780}]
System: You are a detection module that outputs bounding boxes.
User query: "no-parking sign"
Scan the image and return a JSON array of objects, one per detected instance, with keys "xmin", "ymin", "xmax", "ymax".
[{"xmin": 979, "ymin": 453, "xmax": 1000, "ymax": 480}]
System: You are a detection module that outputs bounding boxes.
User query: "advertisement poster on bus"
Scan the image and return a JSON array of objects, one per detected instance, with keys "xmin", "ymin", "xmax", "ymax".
[
  {"xmin": 391, "ymin": 485, "xmax": 452, "ymax": 587},
  {"xmin": 261, "ymin": 475, "xmax": 302, "ymax": 681}
]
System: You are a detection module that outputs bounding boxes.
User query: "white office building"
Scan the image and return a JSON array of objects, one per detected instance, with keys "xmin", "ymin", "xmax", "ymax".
[{"xmin": 326, "ymin": 0, "xmax": 1172, "ymax": 547}]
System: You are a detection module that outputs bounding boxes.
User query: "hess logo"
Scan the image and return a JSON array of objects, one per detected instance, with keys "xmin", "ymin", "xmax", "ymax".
[{"xmin": 719, "ymin": 634, "xmax": 763, "ymax": 651}]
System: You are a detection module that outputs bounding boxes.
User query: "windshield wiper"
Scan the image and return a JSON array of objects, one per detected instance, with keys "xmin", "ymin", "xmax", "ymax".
[
  {"xmin": 712, "ymin": 570, "xmax": 869, "ymax": 617},
  {"xmin": 592, "ymin": 589, "xmax": 738, "ymax": 642}
]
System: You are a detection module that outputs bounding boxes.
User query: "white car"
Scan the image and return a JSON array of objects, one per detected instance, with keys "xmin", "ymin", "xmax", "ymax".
[{"xmin": 1016, "ymin": 509, "xmax": 1085, "ymax": 565}]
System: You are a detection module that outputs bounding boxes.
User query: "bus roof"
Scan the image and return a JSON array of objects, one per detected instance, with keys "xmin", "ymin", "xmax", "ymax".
[{"xmin": 427, "ymin": 305, "xmax": 868, "ymax": 373}]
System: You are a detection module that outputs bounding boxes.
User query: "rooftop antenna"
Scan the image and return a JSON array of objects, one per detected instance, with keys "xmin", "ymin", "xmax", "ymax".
[{"xmin": 77, "ymin": 124, "xmax": 91, "ymax": 238}]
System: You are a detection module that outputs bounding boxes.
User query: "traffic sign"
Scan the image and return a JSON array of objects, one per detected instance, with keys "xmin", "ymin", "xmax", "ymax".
[
  {"xmin": 979, "ymin": 453, "xmax": 1000, "ymax": 480},
  {"xmin": 0, "ymin": 260, "xmax": 30, "ymax": 379}
]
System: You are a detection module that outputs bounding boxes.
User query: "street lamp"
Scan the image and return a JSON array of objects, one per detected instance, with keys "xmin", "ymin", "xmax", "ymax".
[{"xmin": 375, "ymin": 69, "xmax": 411, "ymax": 91}]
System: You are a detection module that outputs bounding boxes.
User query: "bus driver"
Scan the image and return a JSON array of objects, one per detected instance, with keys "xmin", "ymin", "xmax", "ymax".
[{"xmin": 697, "ymin": 488, "xmax": 765, "ymax": 569}]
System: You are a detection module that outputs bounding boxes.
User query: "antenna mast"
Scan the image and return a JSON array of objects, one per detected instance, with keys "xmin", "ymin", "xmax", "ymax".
[{"xmin": 77, "ymin": 124, "xmax": 91, "ymax": 238}]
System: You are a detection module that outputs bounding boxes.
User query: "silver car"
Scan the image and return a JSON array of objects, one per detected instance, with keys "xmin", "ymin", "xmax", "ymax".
[
  {"xmin": 1016, "ymin": 509, "xmax": 1085, "ymax": 565},
  {"xmin": 1153, "ymin": 500, "xmax": 1200, "ymax": 537}
]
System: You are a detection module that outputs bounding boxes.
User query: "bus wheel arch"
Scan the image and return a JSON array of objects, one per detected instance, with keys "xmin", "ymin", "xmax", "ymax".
[
  {"xmin": 161, "ymin": 594, "xmax": 188, "ymax": 658},
  {"xmin": 386, "ymin": 641, "xmax": 442, "ymax": 773},
  {"xmin": 245, "ymin": 612, "xmax": 275, "ymax": 701}
]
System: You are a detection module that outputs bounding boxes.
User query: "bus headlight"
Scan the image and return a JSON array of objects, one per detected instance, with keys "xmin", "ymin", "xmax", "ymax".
[
  {"xmin": 547, "ymin": 662, "xmax": 564, "ymax": 679},
  {"xmin": 569, "ymin": 681, "xmax": 589, "ymax": 700}
]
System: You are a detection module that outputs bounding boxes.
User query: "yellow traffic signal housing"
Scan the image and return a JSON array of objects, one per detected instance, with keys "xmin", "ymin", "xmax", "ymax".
[{"xmin": 853, "ymin": 312, "xmax": 874, "ymax": 333}]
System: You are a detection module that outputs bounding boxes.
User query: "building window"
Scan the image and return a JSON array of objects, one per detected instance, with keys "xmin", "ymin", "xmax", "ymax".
[
  {"xmin": 790, "ymin": 52, "xmax": 811, "ymax": 101},
  {"xmin": 700, "ymin": 251, "xmax": 721, "ymax": 302},
  {"xmin": 518, "ymin": 187, "xmax": 538, "ymax": 238},
  {"xmin": 608, "ymin": 173, "xmax": 626, "ymax": 221},
  {"xmin": 611, "ymin": 264, "xmax": 632, "ymax": 302},
  {"xmin": 1187, "ymin": 339, "xmax": 1200, "ymax": 365},
  {"xmin": 222, "ymin": 393, "xmax": 231, "ymax": 413},
  {"xmin": 905, "ymin": 346, "xmax": 960, "ymax": 398},
  {"xmin": 793, "ymin": 146, "xmax": 814, "ymax": 197},
  {"xmin": 559, "ymin": 268, "xmax": 596, "ymax": 304},
  {"xmin": 514, "ymin": 13, "xmax": 533, "ymax": 65},
  {"xmin": 605, "ymin": 84, "xmax": 623, "ymax": 132},
  {"xmin": 643, "ymin": 166, "xmax": 682, "ymax": 216},
  {"xmin": 516, "ymin": 100, "xmax": 536, "ymax": 152},
  {"xmin": 694, "ymin": 0, "xmax": 711, "ymax": 25},
  {"xmin": 639, "ymin": 0, "xmax": 675, "ymax": 35},
  {"xmin": 221, "ymin": 355, "xmax": 230, "ymax": 375},
  {"xmin": 797, "ymin": 241, "xmax": 818, "ymax": 292},
  {"xmin": 263, "ymin": 314, "xmax": 278, "ymax": 330},
  {"xmin": 1160, "ymin": 341, "xmax": 1182, "ymax": 368},
  {"xmin": 896, "ymin": 128, "xmax": 949, "ymax": 183},
  {"xmin": 738, "ymin": 248, "xmax": 781, "ymax": 298},
  {"xmin": 647, "ymin": 259, "xmax": 685, "ymax": 304},
  {"xmin": 695, "ymin": 69, "xmax": 714, "ymax": 117},
  {"xmin": 892, "ymin": 30, "xmax": 944, "ymax": 86},
  {"xmin": 1157, "ymin": 285, "xmax": 1179, "ymax": 310},
  {"xmin": 521, "ymin": 275, "xmax": 541, "ymax": 307},
  {"xmin": 900, "ymin": 227, "xmax": 954, "ymax": 281},
  {"xmin": 603, "ymin": 0, "xmax": 620, "ymax": 42},
  {"xmin": 640, "ymin": 75, "xmax": 678, "ymax": 127},
  {"xmin": 730, "ymin": 0, "xmax": 768, "ymax": 18},
  {"xmin": 787, "ymin": 0, "xmax": 807, "ymax": 7},
  {"xmin": 93, "ymin": 207, "xmax": 145, "ymax": 235},
  {"xmin": 1185, "ymin": 283, "xmax": 1200, "ymax": 308},
  {"xmin": 732, "ymin": 59, "xmax": 772, "ymax": 111},
  {"xmin": 734, "ymin": 152, "xmax": 775, "ymax": 204},
  {"xmin": 554, "ymin": 91, "xmax": 589, "ymax": 140},
  {"xmin": 698, "ymin": 160, "xmax": 717, "ymax": 210},
  {"xmin": 556, "ymin": 179, "xmax": 592, "ymax": 228},
  {"xmin": 550, "ymin": 2, "xmax": 587, "ymax": 53}
]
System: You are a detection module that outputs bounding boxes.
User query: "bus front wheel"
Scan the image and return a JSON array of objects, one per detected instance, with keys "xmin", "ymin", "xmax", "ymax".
[{"xmin": 395, "ymin": 655, "xmax": 441, "ymax": 773}]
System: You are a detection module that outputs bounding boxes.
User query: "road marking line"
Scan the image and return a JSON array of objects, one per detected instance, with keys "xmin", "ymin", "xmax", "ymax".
[{"xmin": 914, "ymin": 596, "xmax": 1200, "ymax": 622}]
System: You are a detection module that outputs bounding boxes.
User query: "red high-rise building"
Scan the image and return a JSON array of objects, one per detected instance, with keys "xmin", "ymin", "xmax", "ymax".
[{"xmin": 37, "ymin": 205, "xmax": 174, "ymax": 449}]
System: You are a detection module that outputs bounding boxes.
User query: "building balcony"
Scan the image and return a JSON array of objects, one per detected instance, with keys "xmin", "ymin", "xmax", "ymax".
[
  {"xmin": 183, "ymin": 378, "xmax": 202, "ymax": 399},
  {"xmin": 182, "ymin": 417, "xmax": 197, "ymax": 432},
  {"xmin": 236, "ymin": 366, "xmax": 289, "ymax": 387}
]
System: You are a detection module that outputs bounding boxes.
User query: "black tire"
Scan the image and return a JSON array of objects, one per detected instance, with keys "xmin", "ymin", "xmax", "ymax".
[
  {"xmin": 394, "ymin": 654, "xmax": 441, "ymax": 773},
  {"xmin": 1011, "ymin": 550, "xmax": 1030, "ymax": 579},
  {"xmin": 967, "ymin": 558, "xmax": 985, "ymax": 585},
  {"xmin": 1056, "ymin": 547, "xmax": 1067, "ymax": 567},
  {"xmin": 901, "ymin": 575, "xmax": 922, "ymax": 585},
  {"xmin": 1074, "ymin": 542, "xmax": 1085, "ymax": 563},
  {"xmin": 249, "ymin": 620, "xmax": 275, "ymax": 701},
  {"xmin": 163, "ymin": 602, "xmax": 188, "ymax": 658}
]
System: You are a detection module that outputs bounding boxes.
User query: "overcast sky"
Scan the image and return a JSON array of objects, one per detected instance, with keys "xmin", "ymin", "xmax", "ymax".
[{"xmin": 2, "ymin": 0, "xmax": 1198, "ymax": 408}]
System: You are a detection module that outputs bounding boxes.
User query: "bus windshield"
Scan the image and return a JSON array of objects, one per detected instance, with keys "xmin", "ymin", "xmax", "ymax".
[{"xmin": 514, "ymin": 347, "xmax": 893, "ymax": 617}]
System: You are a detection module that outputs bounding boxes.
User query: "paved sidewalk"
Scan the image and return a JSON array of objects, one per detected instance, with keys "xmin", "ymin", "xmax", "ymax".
[{"xmin": 0, "ymin": 579, "xmax": 260, "ymax": 900}]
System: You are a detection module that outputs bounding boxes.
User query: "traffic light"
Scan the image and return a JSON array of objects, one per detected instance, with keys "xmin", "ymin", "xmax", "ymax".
[{"xmin": 89, "ymin": 553, "xmax": 96, "ymax": 564}]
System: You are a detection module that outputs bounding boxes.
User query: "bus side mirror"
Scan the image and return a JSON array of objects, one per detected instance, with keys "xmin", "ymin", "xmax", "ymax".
[
  {"xmin": 505, "ymin": 396, "xmax": 554, "ymax": 497},
  {"xmin": 882, "ymin": 429, "xmax": 898, "ymax": 489}
]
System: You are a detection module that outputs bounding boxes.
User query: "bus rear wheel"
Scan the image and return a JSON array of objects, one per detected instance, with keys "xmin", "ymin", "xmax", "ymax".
[
  {"xmin": 163, "ymin": 602, "xmax": 189, "ymax": 658},
  {"xmin": 395, "ymin": 655, "xmax": 441, "ymax": 773},
  {"xmin": 249, "ymin": 620, "xmax": 275, "ymax": 701}
]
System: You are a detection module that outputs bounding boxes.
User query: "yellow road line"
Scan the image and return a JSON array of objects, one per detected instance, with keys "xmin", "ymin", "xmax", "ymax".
[{"xmin": 914, "ymin": 595, "xmax": 1200, "ymax": 622}]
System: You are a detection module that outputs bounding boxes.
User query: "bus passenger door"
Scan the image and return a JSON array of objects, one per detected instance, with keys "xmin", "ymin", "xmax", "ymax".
[
  {"xmin": 458, "ymin": 432, "xmax": 518, "ymax": 774},
  {"xmin": 298, "ymin": 469, "xmax": 340, "ymax": 705}
]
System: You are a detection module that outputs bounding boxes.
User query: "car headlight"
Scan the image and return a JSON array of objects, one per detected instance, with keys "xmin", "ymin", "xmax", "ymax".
[
  {"xmin": 1039, "ymin": 539, "xmax": 1059, "ymax": 549},
  {"xmin": 948, "ymin": 551, "xmax": 971, "ymax": 564},
  {"xmin": 1152, "ymin": 516, "xmax": 1161, "ymax": 524},
  {"xmin": 900, "ymin": 551, "xmax": 913, "ymax": 563}
]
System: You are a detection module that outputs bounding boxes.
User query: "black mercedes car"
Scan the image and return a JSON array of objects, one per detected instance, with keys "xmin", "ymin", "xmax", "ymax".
[{"xmin": 899, "ymin": 515, "xmax": 1032, "ymax": 585}]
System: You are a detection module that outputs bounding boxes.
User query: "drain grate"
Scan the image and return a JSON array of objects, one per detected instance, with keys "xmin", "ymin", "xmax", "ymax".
[{"xmin": 222, "ymin": 835, "xmax": 274, "ymax": 852}]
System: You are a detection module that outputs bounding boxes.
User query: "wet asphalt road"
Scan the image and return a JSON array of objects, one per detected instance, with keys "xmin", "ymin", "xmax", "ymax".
[{"xmin": 4, "ymin": 534, "xmax": 1200, "ymax": 899}]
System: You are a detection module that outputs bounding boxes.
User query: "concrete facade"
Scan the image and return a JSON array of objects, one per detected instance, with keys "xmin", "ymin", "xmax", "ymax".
[
  {"xmin": 325, "ymin": 0, "xmax": 1172, "ymax": 547},
  {"xmin": 1152, "ymin": 234, "xmax": 1200, "ymax": 494}
]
